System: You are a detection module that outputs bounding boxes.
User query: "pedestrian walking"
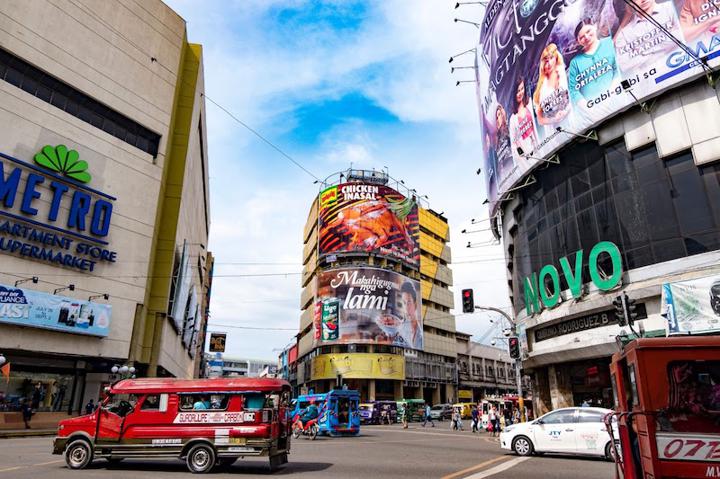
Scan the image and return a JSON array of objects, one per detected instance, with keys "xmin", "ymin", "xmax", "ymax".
[
  {"xmin": 513, "ymin": 407, "xmax": 520, "ymax": 424},
  {"xmin": 489, "ymin": 406, "xmax": 499, "ymax": 437},
  {"xmin": 21, "ymin": 398, "xmax": 33, "ymax": 429},
  {"xmin": 471, "ymin": 405, "xmax": 479, "ymax": 433},
  {"xmin": 401, "ymin": 405, "xmax": 408, "ymax": 429},
  {"xmin": 422, "ymin": 404, "xmax": 435, "ymax": 427},
  {"xmin": 452, "ymin": 408, "xmax": 463, "ymax": 431}
]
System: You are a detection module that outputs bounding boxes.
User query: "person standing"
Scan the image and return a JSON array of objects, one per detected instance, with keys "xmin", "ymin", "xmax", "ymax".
[
  {"xmin": 471, "ymin": 405, "xmax": 479, "ymax": 433},
  {"xmin": 489, "ymin": 406, "xmax": 499, "ymax": 437},
  {"xmin": 422, "ymin": 404, "xmax": 435, "ymax": 427},
  {"xmin": 401, "ymin": 404, "xmax": 408, "ymax": 429},
  {"xmin": 85, "ymin": 399, "xmax": 96, "ymax": 415},
  {"xmin": 21, "ymin": 398, "xmax": 33, "ymax": 429}
]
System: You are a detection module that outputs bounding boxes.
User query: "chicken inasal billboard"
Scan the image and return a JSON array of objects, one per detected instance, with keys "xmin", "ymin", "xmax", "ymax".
[
  {"xmin": 318, "ymin": 183, "xmax": 420, "ymax": 269},
  {"xmin": 478, "ymin": 0, "xmax": 720, "ymax": 215}
]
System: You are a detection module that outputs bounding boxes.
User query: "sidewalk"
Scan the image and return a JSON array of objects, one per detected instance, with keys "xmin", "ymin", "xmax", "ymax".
[
  {"xmin": 0, "ymin": 411, "xmax": 71, "ymax": 438},
  {"xmin": 0, "ymin": 428, "xmax": 56, "ymax": 438}
]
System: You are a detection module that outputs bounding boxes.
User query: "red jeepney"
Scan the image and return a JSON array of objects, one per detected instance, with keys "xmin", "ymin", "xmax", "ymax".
[
  {"xmin": 607, "ymin": 336, "xmax": 720, "ymax": 479},
  {"xmin": 52, "ymin": 378, "xmax": 292, "ymax": 473}
]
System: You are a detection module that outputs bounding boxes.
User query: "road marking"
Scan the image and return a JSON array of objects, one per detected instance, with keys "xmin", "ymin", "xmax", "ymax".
[
  {"xmin": 0, "ymin": 466, "xmax": 22, "ymax": 473},
  {"xmin": 441, "ymin": 456, "xmax": 511, "ymax": 479},
  {"xmin": 0, "ymin": 459, "xmax": 63, "ymax": 473},
  {"xmin": 33, "ymin": 460, "xmax": 63, "ymax": 467},
  {"xmin": 463, "ymin": 456, "xmax": 530, "ymax": 479}
]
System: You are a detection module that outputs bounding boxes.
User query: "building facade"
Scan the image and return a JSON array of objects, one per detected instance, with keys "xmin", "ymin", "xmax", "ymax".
[
  {"xmin": 294, "ymin": 169, "xmax": 458, "ymax": 404},
  {"xmin": 475, "ymin": 0, "xmax": 720, "ymax": 416},
  {"xmin": 203, "ymin": 355, "xmax": 276, "ymax": 379},
  {"xmin": 455, "ymin": 332, "xmax": 517, "ymax": 401},
  {"xmin": 0, "ymin": 0, "xmax": 211, "ymax": 419}
]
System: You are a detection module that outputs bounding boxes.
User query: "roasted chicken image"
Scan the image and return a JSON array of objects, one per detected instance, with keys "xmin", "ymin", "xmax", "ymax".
[{"xmin": 324, "ymin": 201, "xmax": 414, "ymax": 252}]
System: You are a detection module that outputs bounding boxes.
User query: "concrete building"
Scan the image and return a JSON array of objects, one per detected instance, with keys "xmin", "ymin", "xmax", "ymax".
[
  {"xmin": 455, "ymin": 333, "xmax": 517, "ymax": 401},
  {"xmin": 295, "ymin": 169, "xmax": 457, "ymax": 404},
  {"xmin": 203, "ymin": 355, "xmax": 276, "ymax": 379},
  {"xmin": 0, "ymin": 0, "xmax": 211, "ymax": 422}
]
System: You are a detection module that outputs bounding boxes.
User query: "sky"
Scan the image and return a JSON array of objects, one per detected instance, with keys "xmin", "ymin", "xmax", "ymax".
[{"xmin": 164, "ymin": 0, "xmax": 513, "ymax": 361}]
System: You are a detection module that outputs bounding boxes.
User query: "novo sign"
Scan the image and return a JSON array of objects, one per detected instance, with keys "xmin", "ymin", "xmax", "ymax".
[
  {"xmin": 0, "ymin": 146, "xmax": 117, "ymax": 272},
  {"xmin": 524, "ymin": 241, "xmax": 622, "ymax": 315}
]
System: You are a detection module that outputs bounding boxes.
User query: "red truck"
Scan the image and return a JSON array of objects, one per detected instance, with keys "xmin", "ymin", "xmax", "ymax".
[{"xmin": 52, "ymin": 377, "xmax": 292, "ymax": 473}]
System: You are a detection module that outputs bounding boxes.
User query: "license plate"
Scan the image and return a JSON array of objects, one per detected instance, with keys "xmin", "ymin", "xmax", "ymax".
[
  {"xmin": 229, "ymin": 437, "xmax": 246, "ymax": 445},
  {"xmin": 228, "ymin": 446, "xmax": 254, "ymax": 453}
]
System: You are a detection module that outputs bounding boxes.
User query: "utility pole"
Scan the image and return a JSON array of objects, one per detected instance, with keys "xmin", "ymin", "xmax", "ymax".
[{"xmin": 474, "ymin": 305, "xmax": 526, "ymax": 422}]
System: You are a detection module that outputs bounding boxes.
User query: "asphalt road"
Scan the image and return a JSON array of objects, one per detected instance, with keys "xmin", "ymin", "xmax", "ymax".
[{"xmin": 0, "ymin": 424, "xmax": 614, "ymax": 479}]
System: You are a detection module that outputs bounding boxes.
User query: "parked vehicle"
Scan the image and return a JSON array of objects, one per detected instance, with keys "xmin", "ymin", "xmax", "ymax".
[
  {"xmin": 358, "ymin": 403, "xmax": 376, "ymax": 424},
  {"xmin": 52, "ymin": 378, "xmax": 292, "ymax": 473},
  {"xmin": 607, "ymin": 336, "xmax": 720, "ymax": 479},
  {"xmin": 375, "ymin": 401, "xmax": 397, "ymax": 424},
  {"xmin": 429, "ymin": 403, "xmax": 453, "ymax": 421},
  {"xmin": 397, "ymin": 399, "xmax": 425, "ymax": 422},
  {"xmin": 453, "ymin": 402, "xmax": 474, "ymax": 419},
  {"xmin": 500, "ymin": 407, "xmax": 615, "ymax": 460},
  {"xmin": 292, "ymin": 390, "xmax": 360, "ymax": 436}
]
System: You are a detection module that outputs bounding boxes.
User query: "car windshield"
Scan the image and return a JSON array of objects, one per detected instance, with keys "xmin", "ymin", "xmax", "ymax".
[
  {"xmin": 431, "ymin": 405, "xmax": 444, "ymax": 410},
  {"xmin": 359, "ymin": 405, "xmax": 372, "ymax": 411}
]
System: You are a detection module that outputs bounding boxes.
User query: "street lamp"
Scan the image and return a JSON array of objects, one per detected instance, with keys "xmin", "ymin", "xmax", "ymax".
[
  {"xmin": 14, "ymin": 277, "xmax": 38, "ymax": 287},
  {"xmin": 111, "ymin": 364, "xmax": 136, "ymax": 379},
  {"xmin": 0, "ymin": 354, "xmax": 6, "ymax": 366},
  {"xmin": 53, "ymin": 284, "xmax": 75, "ymax": 295}
]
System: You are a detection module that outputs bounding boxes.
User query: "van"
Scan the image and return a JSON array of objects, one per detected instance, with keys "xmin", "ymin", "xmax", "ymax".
[{"xmin": 52, "ymin": 378, "xmax": 292, "ymax": 473}]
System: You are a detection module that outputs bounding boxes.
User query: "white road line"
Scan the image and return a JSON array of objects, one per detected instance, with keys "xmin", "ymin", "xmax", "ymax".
[{"xmin": 463, "ymin": 456, "xmax": 530, "ymax": 479}]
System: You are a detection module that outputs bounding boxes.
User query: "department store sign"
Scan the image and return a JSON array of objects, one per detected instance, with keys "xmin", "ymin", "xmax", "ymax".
[
  {"xmin": 0, "ymin": 283, "xmax": 111, "ymax": 336},
  {"xmin": 0, "ymin": 145, "xmax": 117, "ymax": 272},
  {"xmin": 524, "ymin": 241, "xmax": 623, "ymax": 315},
  {"xmin": 534, "ymin": 304, "xmax": 646, "ymax": 342}
]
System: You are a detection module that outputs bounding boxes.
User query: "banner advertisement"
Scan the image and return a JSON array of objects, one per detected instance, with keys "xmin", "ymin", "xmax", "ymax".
[
  {"xmin": 209, "ymin": 333, "xmax": 226, "ymax": 353},
  {"xmin": 662, "ymin": 273, "xmax": 720, "ymax": 334},
  {"xmin": 0, "ymin": 283, "xmax": 111, "ymax": 336},
  {"xmin": 316, "ymin": 267, "xmax": 423, "ymax": 349},
  {"xmin": 170, "ymin": 241, "xmax": 192, "ymax": 332},
  {"xmin": 478, "ymin": 0, "xmax": 720, "ymax": 214},
  {"xmin": 311, "ymin": 353, "xmax": 405, "ymax": 380},
  {"xmin": 318, "ymin": 183, "xmax": 420, "ymax": 269}
]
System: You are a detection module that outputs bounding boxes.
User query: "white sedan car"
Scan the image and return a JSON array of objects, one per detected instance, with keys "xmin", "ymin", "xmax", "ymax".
[{"xmin": 500, "ymin": 407, "xmax": 617, "ymax": 460}]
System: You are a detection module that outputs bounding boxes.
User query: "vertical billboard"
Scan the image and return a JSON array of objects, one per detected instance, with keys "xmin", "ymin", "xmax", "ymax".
[
  {"xmin": 478, "ymin": 0, "xmax": 720, "ymax": 214},
  {"xmin": 0, "ymin": 284, "xmax": 111, "ymax": 336},
  {"xmin": 663, "ymin": 273, "xmax": 720, "ymax": 334},
  {"xmin": 318, "ymin": 183, "xmax": 420, "ymax": 268},
  {"xmin": 315, "ymin": 267, "xmax": 423, "ymax": 349},
  {"xmin": 209, "ymin": 333, "xmax": 226, "ymax": 352}
]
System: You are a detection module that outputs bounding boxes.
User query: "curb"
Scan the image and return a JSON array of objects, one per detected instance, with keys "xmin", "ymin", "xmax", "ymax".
[{"xmin": 0, "ymin": 430, "xmax": 56, "ymax": 439}]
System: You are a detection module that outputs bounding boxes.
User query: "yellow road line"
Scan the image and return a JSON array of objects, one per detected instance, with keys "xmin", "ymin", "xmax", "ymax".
[
  {"xmin": 0, "ymin": 459, "xmax": 63, "ymax": 473},
  {"xmin": 441, "ymin": 455, "xmax": 511, "ymax": 479},
  {"xmin": 0, "ymin": 466, "xmax": 22, "ymax": 473}
]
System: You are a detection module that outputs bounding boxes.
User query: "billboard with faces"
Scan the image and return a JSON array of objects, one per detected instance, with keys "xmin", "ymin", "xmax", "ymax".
[
  {"xmin": 478, "ymin": 0, "xmax": 720, "ymax": 215},
  {"xmin": 314, "ymin": 267, "xmax": 423, "ymax": 350}
]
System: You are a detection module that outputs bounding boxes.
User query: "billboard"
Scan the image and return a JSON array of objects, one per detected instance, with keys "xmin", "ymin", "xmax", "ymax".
[
  {"xmin": 315, "ymin": 267, "xmax": 423, "ymax": 349},
  {"xmin": 311, "ymin": 353, "xmax": 405, "ymax": 380},
  {"xmin": 209, "ymin": 333, "xmax": 226, "ymax": 353},
  {"xmin": 478, "ymin": 0, "xmax": 720, "ymax": 213},
  {"xmin": 318, "ymin": 183, "xmax": 420, "ymax": 268},
  {"xmin": 0, "ymin": 283, "xmax": 111, "ymax": 336},
  {"xmin": 663, "ymin": 273, "xmax": 720, "ymax": 334}
]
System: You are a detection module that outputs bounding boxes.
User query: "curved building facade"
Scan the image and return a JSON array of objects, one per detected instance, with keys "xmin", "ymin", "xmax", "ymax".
[
  {"xmin": 295, "ymin": 170, "xmax": 458, "ymax": 404},
  {"xmin": 477, "ymin": 0, "xmax": 720, "ymax": 414}
]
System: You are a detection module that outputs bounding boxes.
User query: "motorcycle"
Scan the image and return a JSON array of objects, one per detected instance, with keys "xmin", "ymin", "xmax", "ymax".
[{"xmin": 292, "ymin": 415, "xmax": 319, "ymax": 440}]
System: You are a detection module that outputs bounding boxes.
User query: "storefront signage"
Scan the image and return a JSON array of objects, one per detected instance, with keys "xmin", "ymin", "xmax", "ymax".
[
  {"xmin": 311, "ymin": 353, "xmax": 405, "ymax": 381},
  {"xmin": 663, "ymin": 273, "xmax": 720, "ymax": 335},
  {"xmin": 534, "ymin": 304, "xmax": 647, "ymax": 342},
  {"xmin": 0, "ymin": 146, "xmax": 118, "ymax": 272},
  {"xmin": 524, "ymin": 241, "xmax": 622, "ymax": 315},
  {"xmin": 0, "ymin": 283, "xmax": 111, "ymax": 336}
]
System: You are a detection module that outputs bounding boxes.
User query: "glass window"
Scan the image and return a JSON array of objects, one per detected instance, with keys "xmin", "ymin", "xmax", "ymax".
[
  {"xmin": 140, "ymin": 394, "xmax": 161, "ymax": 411},
  {"xmin": 104, "ymin": 393, "xmax": 138, "ymax": 417},
  {"xmin": 179, "ymin": 394, "xmax": 228, "ymax": 411},
  {"xmin": 577, "ymin": 410, "xmax": 605, "ymax": 423},
  {"xmin": 541, "ymin": 409, "xmax": 576, "ymax": 424},
  {"xmin": 663, "ymin": 361, "xmax": 720, "ymax": 433}
]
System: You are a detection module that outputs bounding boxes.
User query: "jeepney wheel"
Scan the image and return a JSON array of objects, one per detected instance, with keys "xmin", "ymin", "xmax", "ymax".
[
  {"xmin": 186, "ymin": 444, "xmax": 216, "ymax": 474},
  {"xmin": 65, "ymin": 439, "xmax": 93, "ymax": 470},
  {"xmin": 512, "ymin": 436, "xmax": 534, "ymax": 456},
  {"xmin": 309, "ymin": 424, "xmax": 319, "ymax": 440}
]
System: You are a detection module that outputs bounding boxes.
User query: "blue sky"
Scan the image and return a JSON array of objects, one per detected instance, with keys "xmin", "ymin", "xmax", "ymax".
[{"xmin": 164, "ymin": 0, "xmax": 512, "ymax": 361}]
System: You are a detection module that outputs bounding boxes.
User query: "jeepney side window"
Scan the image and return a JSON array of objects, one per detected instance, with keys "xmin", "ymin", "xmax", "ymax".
[
  {"xmin": 243, "ymin": 393, "xmax": 265, "ymax": 410},
  {"xmin": 628, "ymin": 365, "xmax": 639, "ymax": 409},
  {"xmin": 179, "ymin": 394, "xmax": 228, "ymax": 411},
  {"xmin": 140, "ymin": 394, "xmax": 168, "ymax": 412},
  {"xmin": 664, "ymin": 360, "xmax": 720, "ymax": 434},
  {"xmin": 610, "ymin": 375, "xmax": 619, "ymax": 409},
  {"xmin": 265, "ymin": 394, "xmax": 280, "ymax": 410}
]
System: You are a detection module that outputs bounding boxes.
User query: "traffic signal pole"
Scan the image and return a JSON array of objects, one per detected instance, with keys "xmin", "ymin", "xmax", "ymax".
[{"xmin": 473, "ymin": 305, "xmax": 526, "ymax": 422}]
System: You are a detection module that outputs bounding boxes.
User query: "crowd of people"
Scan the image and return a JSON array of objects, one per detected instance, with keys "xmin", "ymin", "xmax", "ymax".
[{"xmin": 416, "ymin": 402, "xmax": 527, "ymax": 436}]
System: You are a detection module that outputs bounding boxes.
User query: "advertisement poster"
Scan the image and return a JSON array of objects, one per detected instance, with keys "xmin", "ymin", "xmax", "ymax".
[
  {"xmin": 311, "ymin": 353, "xmax": 405, "ymax": 380},
  {"xmin": 316, "ymin": 267, "xmax": 423, "ymax": 349},
  {"xmin": 209, "ymin": 333, "xmax": 226, "ymax": 353},
  {"xmin": 318, "ymin": 183, "xmax": 420, "ymax": 269},
  {"xmin": 662, "ymin": 273, "xmax": 720, "ymax": 334},
  {"xmin": 170, "ymin": 241, "xmax": 192, "ymax": 331},
  {"xmin": 478, "ymin": 0, "xmax": 720, "ymax": 214},
  {"xmin": 0, "ymin": 283, "xmax": 111, "ymax": 336}
]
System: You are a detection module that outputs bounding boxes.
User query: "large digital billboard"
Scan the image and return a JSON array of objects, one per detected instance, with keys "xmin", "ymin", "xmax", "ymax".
[
  {"xmin": 318, "ymin": 183, "xmax": 419, "ymax": 268},
  {"xmin": 315, "ymin": 267, "xmax": 423, "ymax": 350},
  {"xmin": 478, "ymin": 0, "xmax": 720, "ymax": 213}
]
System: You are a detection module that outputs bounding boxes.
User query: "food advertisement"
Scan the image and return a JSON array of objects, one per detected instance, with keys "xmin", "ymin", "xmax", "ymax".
[
  {"xmin": 315, "ymin": 267, "xmax": 423, "ymax": 350},
  {"xmin": 477, "ymin": 0, "xmax": 720, "ymax": 215},
  {"xmin": 318, "ymin": 183, "xmax": 419, "ymax": 268}
]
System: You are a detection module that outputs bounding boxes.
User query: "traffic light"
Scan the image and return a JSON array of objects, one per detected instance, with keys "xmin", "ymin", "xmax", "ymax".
[
  {"xmin": 625, "ymin": 294, "xmax": 638, "ymax": 327},
  {"xmin": 461, "ymin": 289, "xmax": 474, "ymax": 313},
  {"xmin": 509, "ymin": 336, "xmax": 520, "ymax": 359},
  {"xmin": 613, "ymin": 295, "xmax": 626, "ymax": 326}
]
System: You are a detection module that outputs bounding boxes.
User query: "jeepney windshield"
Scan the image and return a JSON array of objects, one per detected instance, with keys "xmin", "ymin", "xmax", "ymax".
[
  {"xmin": 104, "ymin": 393, "xmax": 138, "ymax": 417},
  {"xmin": 658, "ymin": 360, "xmax": 720, "ymax": 434}
]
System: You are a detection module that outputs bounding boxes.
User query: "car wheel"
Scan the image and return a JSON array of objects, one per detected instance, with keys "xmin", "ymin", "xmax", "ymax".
[
  {"xmin": 605, "ymin": 441, "xmax": 618, "ymax": 462},
  {"xmin": 512, "ymin": 436, "xmax": 534, "ymax": 456},
  {"xmin": 186, "ymin": 444, "xmax": 216, "ymax": 474},
  {"xmin": 65, "ymin": 439, "xmax": 93, "ymax": 470}
]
